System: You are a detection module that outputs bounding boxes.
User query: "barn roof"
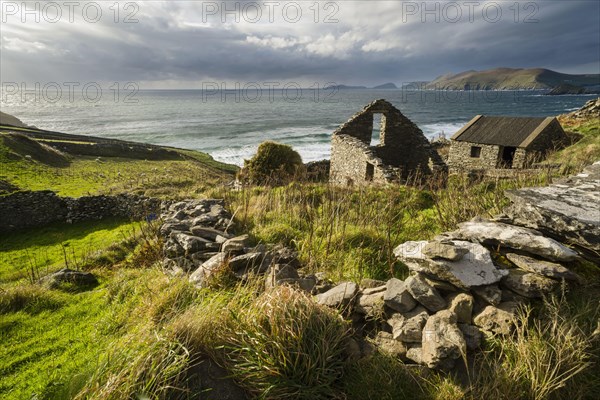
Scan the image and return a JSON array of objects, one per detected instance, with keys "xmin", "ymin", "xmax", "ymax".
[{"xmin": 451, "ymin": 115, "xmax": 557, "ymax": 147}]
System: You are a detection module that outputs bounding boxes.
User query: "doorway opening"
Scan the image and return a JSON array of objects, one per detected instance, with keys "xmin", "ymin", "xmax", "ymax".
[{"xmin": 500, "ymin": 146, "xmax": 517, "ymax": 168}]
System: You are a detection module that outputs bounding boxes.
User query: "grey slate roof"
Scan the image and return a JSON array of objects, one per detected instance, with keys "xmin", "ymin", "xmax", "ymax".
[{"xmin": 451, "ymin": 115, "xmax": 555, "ymax": 147}]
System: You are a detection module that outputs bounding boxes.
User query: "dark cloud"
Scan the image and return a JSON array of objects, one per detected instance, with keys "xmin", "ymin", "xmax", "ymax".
[{"xmin": 1, "ymin": 0, "xmax": 598, "ymax": 87}]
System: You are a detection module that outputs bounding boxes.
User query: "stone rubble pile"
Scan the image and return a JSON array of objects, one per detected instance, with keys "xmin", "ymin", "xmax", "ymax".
[
  {"xmin": 160, "ymin": 199, "xmax": 326, "ymax": 291},
  {"xmin": 315, "ymin": 218, "xmax": 585, "ymax": 369}
]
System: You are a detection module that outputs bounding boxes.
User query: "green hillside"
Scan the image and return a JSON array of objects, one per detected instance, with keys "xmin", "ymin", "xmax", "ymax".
[{"xmin": 425, "ymin": 67, "xmax": 600, "ymax": 90}]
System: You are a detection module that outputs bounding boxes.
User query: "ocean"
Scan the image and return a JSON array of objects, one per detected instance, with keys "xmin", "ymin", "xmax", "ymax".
[{"xmin": 0, "ymin": 89, "xmax": 595, "ymax": 166}]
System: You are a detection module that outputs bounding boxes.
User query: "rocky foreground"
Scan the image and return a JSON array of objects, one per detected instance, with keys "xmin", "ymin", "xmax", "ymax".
[{"xmin": 157, "ymin": 162, "xmax": 599, "ymax": 371}]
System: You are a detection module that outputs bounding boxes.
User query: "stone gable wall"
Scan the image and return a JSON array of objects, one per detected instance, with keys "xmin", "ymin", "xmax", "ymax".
[
  {"xmin": 330, "ymin": 99, "xmax": 442, "ymax": 185},
  {"xmin": 330, "ymin": 135, "xmax": 387, "ymax": 185},
  {"xmin": 0, "ymin": 191, "xmax": 161, "ymax": 233}
]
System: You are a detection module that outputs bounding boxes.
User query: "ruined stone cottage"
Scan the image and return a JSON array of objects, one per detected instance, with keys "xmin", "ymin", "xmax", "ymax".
[
  {"xmin": 329, "ymin": 99, "xmax": 443, "ymax": 185},
  {"xmin": 447, "ymin": 115, "xmax": 567, "ymax": 172}
]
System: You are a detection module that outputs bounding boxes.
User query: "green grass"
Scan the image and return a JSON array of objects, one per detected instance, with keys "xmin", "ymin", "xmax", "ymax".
[
  {"xmin": 205, "ymin": 173, "xmax": 550, "ymax": 282},
  {"xmin": 0, "ymin": 134, "xmax": 236, "ymax": 198},
  {"xmin": 551, "ymin": 118, "xmax": 600, "ymax": 172},
  {"xmin": 0, "ymin": 218, "xmax": 140, "ymax": 284}
]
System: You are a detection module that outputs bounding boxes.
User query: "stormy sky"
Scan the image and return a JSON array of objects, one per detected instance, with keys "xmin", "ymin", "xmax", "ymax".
[{"xmin": 1, "ymin": 0, "xmax": 599, "ymax": 88}]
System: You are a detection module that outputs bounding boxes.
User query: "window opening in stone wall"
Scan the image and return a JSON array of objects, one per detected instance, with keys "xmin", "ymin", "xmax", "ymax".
[
  {"xmin": 372, "ymin": 113, "xmax": 382, "ymax": 145},
  {"xmin": 470, "ymin": 146, "xmax": 482, "ymax": 158}
]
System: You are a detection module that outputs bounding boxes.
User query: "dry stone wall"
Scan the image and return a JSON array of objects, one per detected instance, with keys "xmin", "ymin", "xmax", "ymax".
[{"xmin": 0, "ymin": 190, "xmax": 160, "ymax": 233}]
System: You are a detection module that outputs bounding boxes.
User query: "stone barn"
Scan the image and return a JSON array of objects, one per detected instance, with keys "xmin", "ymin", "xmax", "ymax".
[
  {"xmin": 329, "ymin": 99, "xmax": 443, "ymax": 185},
  {"xmin": 447, "ymin": 115, "xmax": 567, "ymax": 173}
]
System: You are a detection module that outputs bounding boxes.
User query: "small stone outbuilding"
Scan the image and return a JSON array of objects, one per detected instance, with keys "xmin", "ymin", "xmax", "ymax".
[
  {"xmin": 329, "ymin": 99, "xmax": 443, "ymax": 185},
  {"xmin": 447, "ymin": 115, "xmax": 567, "ymax": 172}
]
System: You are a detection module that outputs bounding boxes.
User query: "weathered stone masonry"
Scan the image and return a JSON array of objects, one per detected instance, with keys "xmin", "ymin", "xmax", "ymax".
[
  {"xmin": 330, "ymin": 99, "xmax": 445, "ymax": 185},
  {"xmin": 0, "ymin": 190, "xmax": 161, "ymax": 233}
]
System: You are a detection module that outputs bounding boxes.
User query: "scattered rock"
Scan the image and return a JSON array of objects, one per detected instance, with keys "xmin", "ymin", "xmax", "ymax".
[
  {"xmin": 395, "ymin": 240, "xmax": 507, "ymax": 289},
  {"xmin": 406, "ymin": 346, "xmax": 424, "ymax": 365},
  {"xmin": 447, "ymin": 293, "xmax": 474, "ymax": 324},
  {"xmin": 383, "ymin": 278, "xmax": 417, "ymax": 313},
  {"xmin": 265, "ymin": 264, "xmax": 299, "ymax": 290},
  {"xmin": 222, "ymin": 235, "xmax": 251, "ymax": 254},
  {"xmin": 172, "ymin": 232, "xmax": 211, "ymax": 254},
  {"xmin": 317, "ymin": 282, "xmax": 358, "ymax": 308},
  {"xmin": 502, "ymin": 269, "xmax": 560, "ymax": 298},
  {"xmin": 40, "ymin": 268, "xmax": 98, "ymax": 288},
  {"xmin": 388, "ymin": 306, "xmax": 429, "ymax": 343},
  {"xmin": 229, "ymin": 252, "xmax": 271, "ymax": 278},
  {"xmin": 190, "ymin": 226, "xmax": 231, "ymax": 243},
  {"xmin": 473, "ymin": 302, "xmax": 518, "ymax": 335},
  {"xmin": 405, "ymin": 274, "xmax": 446, "ymax": 312},
  {"xmin": 422, "ymin": 310, "xmax": 466, "ymax": 369},
  {"xmin": 504, "ymin": 161, "xmax": 600, "ymax": 262},
  {"xmin": 189, "ymin": 253, "xmax": 227, "ymax": 288},
  {"xmin": 506, "ymin": 253, "xmax": 581, "ymax": 282},
  {"xmin": 356, "ymin": 290, "xmax": 385, "ymax": 318},
  {"xmin": 422, "ymin": 241, "xmax": 469, "ymax": 261}
]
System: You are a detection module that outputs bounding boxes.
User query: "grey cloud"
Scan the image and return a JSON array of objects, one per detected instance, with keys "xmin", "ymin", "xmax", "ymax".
[{"xmin": 0, "ymin": 1, "xmax": 598, "ymax": 86}]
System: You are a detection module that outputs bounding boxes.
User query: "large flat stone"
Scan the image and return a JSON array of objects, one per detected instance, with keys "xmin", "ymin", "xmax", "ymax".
[
  {"xmin": 506, "ymin": 253, "xmax": 581, "ymax": 282},
  {"xmin": 317, "ymin": 282, "xmax": 358, "ymax": 308},
  {"xmin": 451, "ymin": 221, "xmax": 578, "ymax": 262},
  {"xmin": 394, "ymin": 240, "xmax": 507, "ymax": 289},
  {"xmin": 504, "ymin": 161, "xmax": 600, "ymax": 261},
  {"xmin": 502, "ymin": 269, "xmax": 560, "ymax": 298}
]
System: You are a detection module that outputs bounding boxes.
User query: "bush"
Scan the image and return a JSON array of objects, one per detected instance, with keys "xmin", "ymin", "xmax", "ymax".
[{"xmin": 240, "ymin": 141, "xmax": 304, "ymax": 185}]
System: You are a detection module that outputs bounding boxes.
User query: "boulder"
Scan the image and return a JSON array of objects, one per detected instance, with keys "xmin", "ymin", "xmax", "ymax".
[
  {"xmin": 189, "ymin": 253, "xmax": 227, "ymax": 288},
  {"xmin": 422, "ymin": 241, "xmax": 468, "ymax": 261},
  {"xmin": 405, "ymin": 275, "xmax": 446, "ymax": 312},
  {"xmin": 450, "ymin": 220, "xmax": 578, "ymax": 262},
  {"xmin": 221, "ymin": 235, "xmax": 251, "ymax": 253},
  {"xmin": 317, "ymin": 282, "xmax": 358, "ymax": 308},
  {"xmin": 502, "ymin": 269, "xmax": 560, "ymax": 298},
  {"xmin": 503, "ymin": 161, "xmax": 600, "ymax": 262},
  {"xmin": 421, "ymin": 310, "xmax": 466, "ymax": 369},
  {"xmin": 447, "ymin": 293, "xmax": 474, "ymax": 324},
  {"xmin": 356, "ymin": 290, "xmax": 385, "ymax": 318},
  {"xmin": 473, "ymin": 302, "xmax": 518, "ymax": 335},
  {"xmin": 406, "ymin": 346, "xmax": 424, "ymax": 365},
  {"xmin": 40, "ymin": 268, "xmax": 98, "ymax": 288},
  {"xmin": 159, "ymin": 221, "xmax": 190, "ymax": 236},
  {"xmin": 265, "ymin": 264, "xmax": 299, "ymax": 290},
  {"xmin": 383, "ymin": 278, "xmax": 417, "ymax": 313},
  {"xmin": 394, "ymin": 240, "xmax": 507, "ymax": 289},
  {"xmin": 172, "ymin": 232, "xmax": 211, "ymax": 254},
  {"xmin": 229, "ymin": 252, "xmax": 271, "ymax": 278},
  {"xmin": 506, "ymin": 253, "xmax": 581, "ymax": 282},
  {"xmin": 387, "ymin": 306, "xmax": 429, "ymax": 343}
]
